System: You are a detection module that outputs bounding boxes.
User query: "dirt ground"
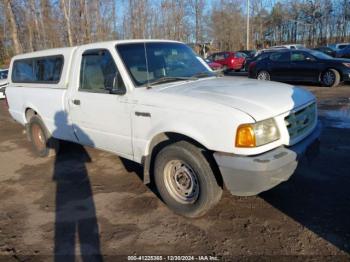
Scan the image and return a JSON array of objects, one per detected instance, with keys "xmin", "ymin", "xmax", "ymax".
[{"xmin": 0, "ymin": 80, "xmax": 350, "ymax": 261}]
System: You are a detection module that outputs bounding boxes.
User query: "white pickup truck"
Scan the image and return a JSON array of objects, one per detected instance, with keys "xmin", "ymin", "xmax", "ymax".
[{"xmin": 5, "ymin": 40, "xmax": 321, "ymax": 217}]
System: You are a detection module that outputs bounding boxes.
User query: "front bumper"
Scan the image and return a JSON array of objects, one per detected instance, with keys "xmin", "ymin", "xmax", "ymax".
[{"xmin": 214, "ymin": 121, "xmax": 322, "ymax": 196}]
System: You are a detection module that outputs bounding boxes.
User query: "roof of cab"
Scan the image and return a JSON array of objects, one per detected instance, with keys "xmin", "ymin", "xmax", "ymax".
[{"xmin": 11, "ymin": 39, "xmax": 182, "ymax": 60}]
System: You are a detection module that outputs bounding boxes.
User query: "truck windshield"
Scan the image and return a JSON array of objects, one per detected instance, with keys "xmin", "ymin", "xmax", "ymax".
[{"xmin": 116, "ymin": 42, "xmax": 214, "ymax": 87}]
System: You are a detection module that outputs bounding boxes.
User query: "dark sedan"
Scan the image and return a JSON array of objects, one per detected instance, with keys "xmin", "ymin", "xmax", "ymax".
[
  {"xmin": 244, "ymin": 49, "xmax": 276, "ymax": 71},
  {"xmin": 248, "ymin": 49, "xmax": 350, "ymax": 87}
]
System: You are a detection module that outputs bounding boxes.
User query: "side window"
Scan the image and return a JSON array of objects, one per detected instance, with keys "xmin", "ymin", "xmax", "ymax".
[
  {"xmin": 291, "ymin": 52, "xmax": 316, "ymax": 62},
  {"xmin": 79, "ymin": 49, "xmax": 125, "ymax": 94},
  {"xmin": 12, "ymin": 56, "xmax": 63, "ymax": 83},
  {"xmin": 269, "ymin": 52, "xmax": 290, "ymax": 62},
  {"xmin": 34, "ymin": 57, "xmax": 63, "ymax": 82},
  {"xmin": 13, "ymin": 60, "xmax": 34, "ymax": 82},
  {"xmin": 291, "ymin": 52, "xmax": 305, "ymax": 62}
]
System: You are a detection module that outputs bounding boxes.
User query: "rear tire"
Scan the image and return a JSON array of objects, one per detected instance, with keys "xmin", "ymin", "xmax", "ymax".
[
  {"xmin": 28, "ymin": 115, "xmax": 59, "ymax": 157},
  {"xmin": 154, "ymin": 141, "xmax": 222, "ymax": 218},
  {"xmin": 321, "ymin": 69, "xmax": 340, "ymax": 87},
  {"xmin": 257, "ymin": 70, "xmax": 270, "ymax": 81}
]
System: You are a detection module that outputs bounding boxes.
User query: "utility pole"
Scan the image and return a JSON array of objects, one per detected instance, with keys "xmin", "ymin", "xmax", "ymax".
[{"xmin": 246, "ymin": 0, "xmax": 250, "ymax": 50}]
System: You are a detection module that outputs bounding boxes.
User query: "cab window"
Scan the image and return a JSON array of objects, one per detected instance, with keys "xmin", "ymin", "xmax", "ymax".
[{"xmin": 79, "ymin": 49, "xmax": 125, "ymax": 94}]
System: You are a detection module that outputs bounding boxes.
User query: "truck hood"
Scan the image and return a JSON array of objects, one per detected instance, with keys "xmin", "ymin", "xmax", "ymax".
[{"xmin": 155, "ymin": 77, "xmax": 315, "ymax": 121}]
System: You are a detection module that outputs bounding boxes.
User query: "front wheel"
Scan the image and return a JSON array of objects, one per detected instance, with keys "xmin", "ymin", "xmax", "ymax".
[
  {"xmin": 257, "ymin": 70, "xmax": 271, "ymax": 81},
  {"xmin": 154, "ymin": 141, "xmax": 222, "ymax": 218},
  {"xmin": 321, "ymin": 69, "xmax": 340, "ymax": 87}
]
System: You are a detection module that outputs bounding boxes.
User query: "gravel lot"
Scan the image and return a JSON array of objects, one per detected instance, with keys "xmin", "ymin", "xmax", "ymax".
[{"xmin": 0, "ymin": 77, "xmax": 350, "ymax": 261}]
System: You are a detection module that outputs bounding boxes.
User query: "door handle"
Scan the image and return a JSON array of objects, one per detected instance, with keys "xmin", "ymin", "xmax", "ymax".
[{"xmin": 72, "ymin": 99, "xmax": 80, "ymax": 105}]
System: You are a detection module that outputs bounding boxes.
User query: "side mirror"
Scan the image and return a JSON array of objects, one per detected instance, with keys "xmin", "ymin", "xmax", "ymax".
[{"xmin": 106, "ymin": 73, "xmax": 126, "ymax": 95}]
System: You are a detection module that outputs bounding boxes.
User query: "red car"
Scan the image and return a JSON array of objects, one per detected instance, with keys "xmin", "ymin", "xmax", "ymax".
[
  {"xmin": 207, "ymin": 52, "xmax": 246, "ymax": 71},
  {"xmin": 204, "ymin": 59, "xmax": 223, "ymax": 71}
]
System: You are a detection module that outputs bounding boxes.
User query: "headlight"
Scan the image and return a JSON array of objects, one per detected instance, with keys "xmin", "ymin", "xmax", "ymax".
[{"xmin": 235, "ymin": 118, "xmax": 280, "ymax": 147}]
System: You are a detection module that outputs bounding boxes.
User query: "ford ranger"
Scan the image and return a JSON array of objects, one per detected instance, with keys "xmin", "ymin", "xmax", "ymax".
[{"xmin": 5, "ymin": 40, "xmax": 321, "ymax": 217}]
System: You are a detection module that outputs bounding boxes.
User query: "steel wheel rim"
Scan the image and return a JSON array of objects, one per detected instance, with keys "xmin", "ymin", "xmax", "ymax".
[
  {"xmin": 164, "ymin": 160, "xmax": 199, "ymax": 204},
  {"xmin": 323, "ymin": 71, "xmax": 335, "ymax": 86},
  {"xmin": 257, "ymin": 71, "xmax": 269, "ymax": 80},
  {"xmin": 32, "ymin": 124, "xmax": 46, "ymax": 151}
]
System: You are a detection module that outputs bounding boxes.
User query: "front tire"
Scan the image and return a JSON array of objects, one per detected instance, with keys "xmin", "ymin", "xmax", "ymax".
[
  {"xmin": 28, "ymin": 115, "xmax": 59, "ymax": 157},
  {"xmin": 154, "ymin": 141, "xmax": 222, "ymax": 218},
  {"xmin": 322, "ymin": 69, "xmax": 340, "ymax": 87},
  {"xmin": 256, "ymin": 70, "xmax": 271, "ymax": 81}
]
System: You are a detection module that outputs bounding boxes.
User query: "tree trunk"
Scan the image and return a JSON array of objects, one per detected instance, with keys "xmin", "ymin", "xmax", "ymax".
[
  {"xmin": 61, "ymin": 0, "xmax": 73, "ymax": 46},
  {"xmin": 5, "ymin": 0, "xmax": 22, "ymax": 54}
]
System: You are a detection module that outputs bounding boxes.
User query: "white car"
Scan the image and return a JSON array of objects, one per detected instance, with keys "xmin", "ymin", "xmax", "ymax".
[
  {"xmin": 5, "ymin": 40, "xmax": 321, "ymax": 217},
  {"xmin": 0, "ymin": 79, "xmax": 7, "ymax": 99},
  {"xmin": 271, "ymin": 44, "xmax": 306, "ymax": 50},
  {"xmin": 0, "ymin": 69, "xmax": 8, "ymax": 99}
]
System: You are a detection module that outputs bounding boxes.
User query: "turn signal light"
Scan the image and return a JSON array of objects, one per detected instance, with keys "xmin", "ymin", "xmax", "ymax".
[{"xmin": 235, "ymin": 124, "xmax": 256, "ymax": 147}]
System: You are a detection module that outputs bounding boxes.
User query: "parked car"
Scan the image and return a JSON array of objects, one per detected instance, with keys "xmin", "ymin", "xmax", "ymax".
[
  {"xmin": 335, "ymin": 44, "xmax": 350, "ymax": 59},
  {"xmin": 245, "ymin": 49, "xmax": 276, "ymax": 71},
  {"xmin": 207, "ymin": 52, "xmax": 245, "ymax": 71},
  {"xmin": 328, "ymin": 43, "xmax": 350, "ymax": 50},
  {"xmin": 0, "ymin": 69, "xmax": 8, "ymax": 79},
  {"xmin": 0, "ymin": 69, "xmax": 8, "ymax": 99},
  {"xmin": 6, "ymin": 40, "xmax": 321, "ymax": 217},
  {"xmin": 248, "ymin": 49, "xmax": 350, "ymax": 87},
  {"xmin": 313, "ymin": 46, "xmax": 336, "ymax": 57},
  {"xmin": 204, "ymin": 58, "xmax": 223, "ymax": 71},
  {"xmin": 0, "ymin": 79, "xmax": 7, "ymax": 99},
  {"xmin": 238, "ymin": 50, "xmax": 256, "ymax": 58},
  {"xmin": 271, "ymin": 44, "xmax": 306, "ymax": 50}
]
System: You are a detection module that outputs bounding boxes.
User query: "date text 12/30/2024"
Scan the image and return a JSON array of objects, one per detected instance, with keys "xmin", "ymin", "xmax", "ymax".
[{"xmin": 127, "ymin": 255, "xmax": 220, "ymax": 261}]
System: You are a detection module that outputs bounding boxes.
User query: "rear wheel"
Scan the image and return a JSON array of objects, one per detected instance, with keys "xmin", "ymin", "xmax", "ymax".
[
  {"xmin": 257, "ymin": 70, "xmax": 270, "ymax": 81},
  {"xmin": 28, "ymin": 115, "xmax": 59, "ymax": 157},
  {"xmin": 154, "ymin": 141, "xmax": 222, "ymax": 218},
  {"xmin": 321, "ymin": 69, "xmax": 340, "ymax": 87}
]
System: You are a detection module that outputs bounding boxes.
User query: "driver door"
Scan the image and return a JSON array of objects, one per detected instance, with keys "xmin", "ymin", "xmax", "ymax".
[{"xmin": 68, "ymin": 47, "xmax": 133, "ymax": 158}]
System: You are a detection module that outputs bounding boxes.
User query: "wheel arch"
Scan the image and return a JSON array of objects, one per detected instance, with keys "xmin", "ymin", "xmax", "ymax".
[
  {"xmin": 25, "ymin": 107, "xmax": 38, "ymax": 123},
  {"xmin": 142, "ymin": 132, "xmax": 223, "ymax": 188},
  {"xmin": 319, "ymin": 67, "xmax": 342, "ymax": 82},
  {"xmin": 256, "ymin": 69, "xmax": 271, "ymax": 79}
]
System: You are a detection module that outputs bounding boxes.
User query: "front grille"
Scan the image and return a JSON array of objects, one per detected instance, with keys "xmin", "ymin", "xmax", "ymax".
[{"xmin": 285, "ymin": 103, "xmax": 316, "ymax": 140}]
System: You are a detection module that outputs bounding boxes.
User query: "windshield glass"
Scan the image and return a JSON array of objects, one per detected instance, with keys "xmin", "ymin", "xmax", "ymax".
[
  {"xmin": 116, "ymin": 42, "xmax": 213, "ymax": 87},
  {"xmin": 309, "ymin": 50, "xmax": 332, "ymax": 59}
]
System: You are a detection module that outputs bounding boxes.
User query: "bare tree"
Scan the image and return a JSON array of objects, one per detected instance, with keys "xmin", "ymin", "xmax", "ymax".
[
  {"xmin": 4, "ymin": 0, "xmax": 22, "ymax": 54},
  {"xmin": 61, "ymin": 0, "xmax": 73, "ymax": 46}
]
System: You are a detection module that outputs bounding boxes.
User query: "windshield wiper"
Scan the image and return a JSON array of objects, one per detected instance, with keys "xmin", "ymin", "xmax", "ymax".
[{"xmin": 148, "ymin": 76, "xmax": 197, "ymax": 87}]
